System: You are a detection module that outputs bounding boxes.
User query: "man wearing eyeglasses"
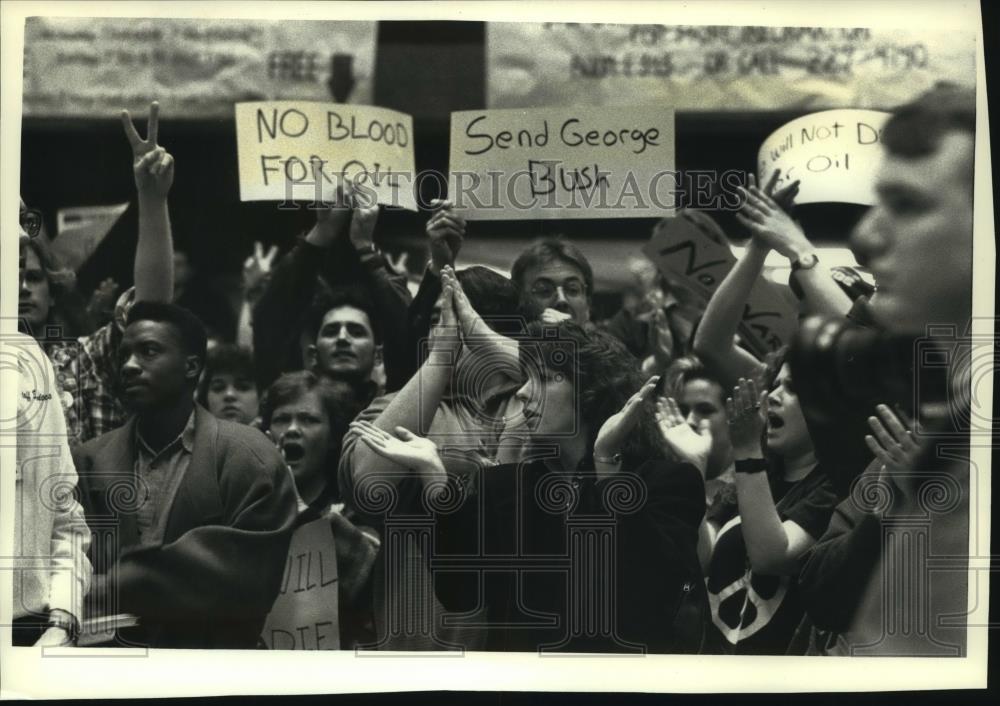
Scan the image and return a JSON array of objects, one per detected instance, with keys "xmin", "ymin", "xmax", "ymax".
[
  {"xmin": 510, "ymin": 237, "xmax": 594, "ymax": 326},
  {"xmin": 19, "ymin": 102, "xmax": 176, "ymax": 446}
]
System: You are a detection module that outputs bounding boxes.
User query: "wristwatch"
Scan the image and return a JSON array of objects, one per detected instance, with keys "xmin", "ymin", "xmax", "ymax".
[{"xmin": 791, "ymin": 252, "xmax": 819, "ymax": 272}]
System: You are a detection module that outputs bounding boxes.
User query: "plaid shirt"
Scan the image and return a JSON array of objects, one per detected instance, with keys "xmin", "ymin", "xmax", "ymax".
[{"xmin": 45, "ymin": 289, "xmax": 133, "ymax": 446}]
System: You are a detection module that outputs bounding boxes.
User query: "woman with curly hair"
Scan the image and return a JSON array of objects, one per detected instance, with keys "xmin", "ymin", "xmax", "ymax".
[
  {"xmin": 351, "ymin": 319, "xmax": 707, "ymax": 653},
  {"xmin": 658, "ymin": 348, "xmax": 838, "ymax": 655}
]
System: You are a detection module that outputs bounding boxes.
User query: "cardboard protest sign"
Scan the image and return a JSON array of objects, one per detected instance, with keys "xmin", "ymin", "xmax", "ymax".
[
  {"xmin": 235, "ymin": 101, "xmax": 417, "ymax": 210},
  {"xmin": 642, "ymin": 216, "xmax": 797, "ymax": 358},
  {"xmin": 757, "ymin": 109, "xmax": 892, "ymax": 206},
  {"xmin": 261, "ymin": 517, "xmax": 340, "ymax": 650},
  {"xmin": 488, "ymin": 24, "xmax": 975, "ymax": 112},
  {"xmin": 449, "ymin": 106, "xmax": 676, "ymax": 220},
  {"xmin": 51, "ymin": 203, "xmax": 129, "ymax": 272},
  {"xmin": 24, "ymin": 18, "xmax": 376, "ymax": 118}
]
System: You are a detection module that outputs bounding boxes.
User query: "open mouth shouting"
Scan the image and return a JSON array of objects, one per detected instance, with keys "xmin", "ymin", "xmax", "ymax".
[{"xmin": 281, "ymin": 439, "xmax": 306, "ymax": 466}]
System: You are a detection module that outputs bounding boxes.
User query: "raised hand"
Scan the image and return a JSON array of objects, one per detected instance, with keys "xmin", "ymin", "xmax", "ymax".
[
  {"xmin": 308, "ymin": 161, "xmax": 353, "ymax": 245},
  {"xmin": 428, "ymin": 280, "xmax": 462, "ymax": 358},
  {"xmin": 725, "ymin": 377, "xmax": 766, "ymax": 460},
  {"xmin": 349, "ymin": 188, "xmax": 380, "ymax": 251},
  {"xmin": 656, "ymin": 396, "xmax": 712, "ymax": 474},
  {"xmin": 759, "ymin": 168, "xmax": 801, "ymax": 214},
  {"xmin": 736, "ymin": 182, "xmax": 813, "ymax": 261},
  {"xmin": 865, "ymin": 404, "xmax": 925, "ymax": 502},
  {"xmin": 243, "ymin": 241, "xmax": 279, "ymax": 303},
  {"xmin": 121, "ymin": 101, "xmax": 174, "ymax": 196},
  {"xmin": 594, "ymin": 376, "xmax": 659, "ymax": 465},
  {"xmin": 350, "ymin": 420, "xmax": 446, "ymax": 480},
  {"xmin": 426, "ymin": 199, "xmax": 465, "ymax": 275}
]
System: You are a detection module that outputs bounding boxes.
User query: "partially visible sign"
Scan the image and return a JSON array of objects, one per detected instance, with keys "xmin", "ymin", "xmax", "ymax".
[
  {"xmin": 643, "ymin": 216, "xmax": 797, "ymax": 357},
  {"xmin": 235, "ymin": 101, "xmax": 417, "ymax": 209},
  {"xmin": 23, "ymin": 17, "xmax": 375, "ymax": 118},
  {"xmin": 52, "ymin": 203, "xmax": 129, "ymax": 272},
  {"xmin": 488, "ymin": 23, "xmax": 976, "ymax": 111},
  {"xmin": 261, "ymin": 517, "xmax": 340, "ymax": 651},
  {"xmin": 757, "ymin": 109, "xmax": 892, "ymax": 205},
  {"xmin": 449, "ymin": 106, "xmax": 676, "ymax": 220}
]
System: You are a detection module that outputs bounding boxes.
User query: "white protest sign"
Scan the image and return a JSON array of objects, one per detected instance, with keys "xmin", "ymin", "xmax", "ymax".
[
  {"xmin": 261, "ymin": 517, "xmax": 340, "ymax": 650},
  {"xmin": 757, "ymin": 109, "xmax": 892, "ymax": 206},
  {"xmin": 643, "ymin": 216, "xmax": 797, "ymax": 358},
  {"xmin": 449, "ymin": 106, "xmax": 676, "ymax": 220},
  {"xmin": 52, "ymin": 203, "xmax": 129, "ymax": 272},
  {"xmin": 235, "ymin": 101, "xmax": 417, "ymax": 209}
]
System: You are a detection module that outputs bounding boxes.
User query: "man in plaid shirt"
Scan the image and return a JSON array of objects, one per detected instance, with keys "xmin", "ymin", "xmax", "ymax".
[{"xmin": 19, "ymin": 102, "xmax": 176, "ymax": 445}]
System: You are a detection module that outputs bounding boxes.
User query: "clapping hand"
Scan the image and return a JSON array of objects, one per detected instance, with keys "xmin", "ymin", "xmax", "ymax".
[
  {"xmin": 122, "ymin": 101, "xmax": 174, "ymax": 197},
  {"xmin": 593, "ymin": 376, "xmax": 659, "ymax": 471},
  {"xmin": 351, "ymin": 420, "xmax": 446, "ymax": 481},
  {"xmin": 309, "ymin": 162, "xmax": 353, "ymax": 244},
  {"xmin": 426, "ymin": 199, "xmax": 465, "ymax": 275},
  {"xmin": 865, "ymin": 404, "xmax": 925, "ymax": 502},
  {"xmin": 736, "ymin": 177, "xmax": 812, "ymax": 260},
  {"xmin": 349, "ymin": 187, "xmax": 380, "ymax": 251},
  {"xmin": 655, "ymin": 396, "xmax": 712, "ymax": 474},
  {"xmin": 725, "ymin": 377, "xmax": 766, "ymax": 460},
  {"xmin": 428, "ymin": 279, "xmax": 462, "ymax": 358}
]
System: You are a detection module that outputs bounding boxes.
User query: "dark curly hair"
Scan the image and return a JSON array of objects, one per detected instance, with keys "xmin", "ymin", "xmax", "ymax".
[{"xmin": 520, "ymin": 320, "xmax": 657, "ymax": 468}]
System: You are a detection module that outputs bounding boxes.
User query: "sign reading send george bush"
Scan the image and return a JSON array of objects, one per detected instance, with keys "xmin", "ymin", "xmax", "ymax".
[{"xmin": 449, "ymin": 106, "xmax": 676, "ymax": 220}]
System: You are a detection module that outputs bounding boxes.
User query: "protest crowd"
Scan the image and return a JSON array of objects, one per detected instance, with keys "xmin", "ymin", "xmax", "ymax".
[{"xmin": 10, "ymin": 78, "xmax": 976, "ymax": 657}]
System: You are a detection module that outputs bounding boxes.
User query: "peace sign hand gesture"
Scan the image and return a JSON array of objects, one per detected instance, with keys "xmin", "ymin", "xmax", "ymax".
[{"xmin": 121, "ymin": 101, "xmax": 174, "ymax": 196}]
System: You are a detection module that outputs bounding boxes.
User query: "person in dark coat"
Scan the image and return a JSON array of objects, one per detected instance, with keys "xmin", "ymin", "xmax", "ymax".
[{"xmin": 73, "ymin": 301, "xmax": 298, "ymax": 649}]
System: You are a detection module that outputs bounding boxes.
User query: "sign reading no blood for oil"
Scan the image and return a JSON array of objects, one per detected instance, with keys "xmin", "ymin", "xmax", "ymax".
[{"xmin": 235, "ymin": 101, "xmax": 417, "ymax": 210}]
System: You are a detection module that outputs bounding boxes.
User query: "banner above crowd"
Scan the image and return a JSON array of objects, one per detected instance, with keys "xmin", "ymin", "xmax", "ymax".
[
  {"xmin": 23, "ymin": 17, "xmax": 376, "ymax": 118},
  {"xmin": 449, "ymin": 106, "xmax": 676, "ymax": 220},
  {"xmin": 487, "ymin": 23, "xmax": 976, "ymax": 111}
]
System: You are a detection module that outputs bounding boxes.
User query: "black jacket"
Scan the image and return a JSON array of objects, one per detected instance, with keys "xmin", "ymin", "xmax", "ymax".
[{"xmin": 424, "ymin": 458, "xmax": 706, "ymax": 653}]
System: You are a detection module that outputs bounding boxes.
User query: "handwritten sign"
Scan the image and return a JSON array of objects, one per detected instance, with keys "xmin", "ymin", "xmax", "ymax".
[
  {"xmin": 488, "ymin": 23, "xmax": 976, "ymax": 111},
  {"xmin": 235, "ymin": 101, "xmax": 417, "ymax": 209},
  {"xmin": 51, "ymin": 203, "xmax": 129, "ymax": 272},
  {"xmin": 449, "ymin": 106, "xmax": 676, "ymax": 220},
  {"xmin": 261, "ymin": 517, "xmax": 340, "ymax": 650},
  {"xmin": 23, "ymin": 17, "xmax": 375, "ymax": 118},
  {"xmin": 642, "ymin": 216, "xmax": 797, "ymax": 357},
  {"xmin": 757, "ymin": 110, "xmax": 892, "ymax": 206}
]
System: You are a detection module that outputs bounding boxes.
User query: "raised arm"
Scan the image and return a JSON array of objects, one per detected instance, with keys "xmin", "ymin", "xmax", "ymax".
[
  {"xmin": 122, "ymin": 102, "xmax": 174, "ymax": 303},
  {"xmin": 737, "ymin": 184, "xmax": 851, "ymax": 318},
  {"xmin": 406, "ymin": 200, "xmax": 466, "ymax": 374},
  {"xmin": 344, "ymin": 189, "xmax": 413, "ymax": 393},
  {"xmin": 691, "ymin": 234, "xmax": 768, "ymax": 389},
  {"xmin": 727, "ymin": 378, "xmax": 816, "ymax": 576}
]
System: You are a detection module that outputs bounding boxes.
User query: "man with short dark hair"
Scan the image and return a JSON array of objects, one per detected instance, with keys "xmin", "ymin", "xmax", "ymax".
[
  {"xmin": 797, "ymin": 82, "xmax": 976, "ymax": 656},
  {"xmin": 252, "ymin": 184, "xmax": 411, "ymax": 404},
  {"xmin": 73, "ymin": 301, "xmax": 298, "ymax": 648}
]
